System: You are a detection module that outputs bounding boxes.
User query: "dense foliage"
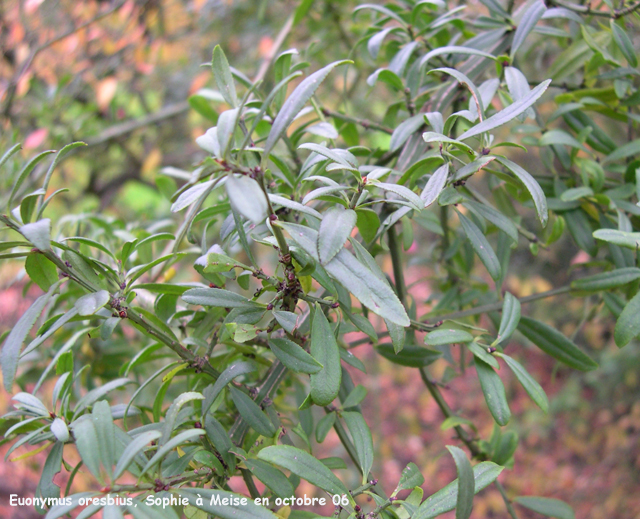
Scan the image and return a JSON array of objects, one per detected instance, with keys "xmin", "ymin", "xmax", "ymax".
[{"xmin": 2, "ymin": 1, "xmax": 640, "ymax": 518}]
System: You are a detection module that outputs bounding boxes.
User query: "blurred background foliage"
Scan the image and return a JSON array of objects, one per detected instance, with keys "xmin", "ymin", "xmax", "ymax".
[{"xmin": 1, "ymin": 1, "xmax": 639, "ymax": 518}]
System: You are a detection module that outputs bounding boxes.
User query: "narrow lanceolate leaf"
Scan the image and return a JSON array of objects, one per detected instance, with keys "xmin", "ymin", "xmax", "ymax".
[
  {"xmin": 1, "ymin": 283, "xmax": 57, "ymax": 391},
  {"xmin": 396, "ymin": 462, "xmax": 425, "ymax": 493},
  {"xmin": 318, "ymin": 206, "xmax": 357, "ymax": 264},
  {"xmin": 268, "ymin": 338, "xmax": 323, "ymax": 374},
  {"xmin": 496, "ymin": 292, "xmax": 521, "ymax": 343},
  {"xmin": 390, "ymin": 114, "xmax": 424, "ymax": 151},
  {"xmin": 421, "ymin": 164, "xmax": 449, "ymax": 208},
  {"xmin": 475, "ymin": 358, "xmax": 511, "ymax": 426},
  {"xmin": 258, "ymin": 445, "xmax": 350, "ymax": 497},
  {"xmin": 446, "ymin": 446, "xmax": 474, "ymax": 519},
  {"xmin": 458, "ymin": 211, "xmax": 501, "ymax": 281},
  {"xmin": 212, "ymin": 45, "xmax": 238, "ymax": 107},
  {"xmin": 113, "ymin": 431, "xmax": 161, "ymax": 480},
  {"xmin": 518, "ymin": 316, "xmax": 598, "ymax": 371},
  {"xmin": 414, "ymin": 462, "xmax": 504, "ymax": 519},
  {"xmin": 70, "ymin": 418, "xmax": 103, "ymax": 482},
  {"xmin": 75, "ymin": 290, "xmax": 110, "ymax": 316},
  {"xmin": 160, "ymin": 392, "xmax": 204, "ymax": 446},
  {"xmin": 376, "ymin": 344, "xmax": 442, "ymax": 367},
  {"xmin": 497, "ymin": 157, "xmax": 548, "ymax": 227},
  {"xmin": 182, "ymin": 287, "xmax": 261, "ymax": 308},
  {"xmin": 263, "ymin": 60, "xmax": 351, "ymax": 159},
  {"xmin": 458, "ymin": 80, "xmax": 551, "ymax": 141},
  {"xmin": 592, "ymin": 229, "xmax": 640, "ymax": 249},
  {"xmin": 179, "ymin": 489, "xmax": 278, "ymax": 519},
  {"xmin": 425, "ymin": 328, "xmax": 474, "ymax": 346},
  {"xmin": 310, "ymin": 305, "xmax": 341, "ymax": 406},
  {"xmin": 229, "ymin": 386, "xmax": 276, "ymax": 437},
  {"xmin": 226, "ymin": 174, "xmax": 268, "ymax": 224},
  {"xmin": 464, "ymin": 200, "xmax": 518, "ymax": 244},
  {"xmin": 610, "ymin": 20, "xmax": 637, "ymax": 67},
  {"xmin": 342, "ymin": 412, "xmax": 374, "ymax": 483},
  {"xmin": 511, "ymin": 1, "xmax": 547, "ymax": 58},
  {"xmin": 571, "ymin": 267, "xmax": 640, "ymax": 291},
  {"xmin": 614, "ymin": 291, "xmax": 640, "ymax": 348},
  {"xmin": 202, "ymin": 361, "xmax": 255, "ymax": 418},
  {"xmin": 514, "ymin": 496, "xmax": 575, "ymax": 519},
  {"xmin": 496, "ymin": 353, "xmax": 549, "ymax": 413},
  {"xmin": 25, "ymin": 253, "xmax": 58, "ymax": 291},
  {"xmin": 244, "ymin": 459, "xmax": 295, "ymax": 499}
]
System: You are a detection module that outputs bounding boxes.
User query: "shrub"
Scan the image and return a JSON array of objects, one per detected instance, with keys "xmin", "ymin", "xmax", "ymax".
[{"xmin": 2, "ymin": 1, "xmax": 640, "ymax": 518}]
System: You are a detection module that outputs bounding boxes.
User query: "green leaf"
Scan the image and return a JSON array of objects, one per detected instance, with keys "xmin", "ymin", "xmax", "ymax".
[
  {"xmin": 212, "ymin": 45, "xmax": 238, "ymax": 107},
  {"xmin": 1, "ymin": 283, "xmax": 57, "ymax": 391},
  {"xmin": 465, "ymin": 201, "xmax": 518, "ymax": 244},
  {"xmin": 269, "ymin": 338, "xmax": 323, "ymax": 374},
  {"xmin": 421, "ymin": 164, "xmax": 450, "ymax": 208},
  {"xmin": 272, "ymin": 310, "xmax": 299, "ymax": 333},
  {"xmin": 511, "ymin": 1, "xmax": 547, "ymax": 58},
  {"xmin": 457, "ymin": 211, "xmax": 501, "ymax": 281},
  {"xmin": 258, "ymin": 445, "xmax": 350, "ymax": 497},
  {"xmin": 571, "ymin": 267, "xmax": 640, "ymax": 291},
  {"xmin": 430, "ymin": 68, "xmax": 485, "ymax": 119},
  {"xmin": 372, "ymin": 181, "xmax": 423, "ymax": 211},
  {"xmin": 515, "ymin": 496, "xmax": 575, "ymax": 519},
  {"xmin": 229, "ymin": 386, "xmax": 276, "ymax": 437},
  {"xmin": 342, "ymin": 384, "xmax": 367, "ymax": 409},
  {"xmin": 425, "ymin": 328, "xmax": 474, "ymax": 346},
  {"xmin": 496, "ymin": 157, "xmax": 548, "ymax": 227},
  {"xmin": 375, "ymin": 344, "xmax": 441, "ymax": 367},
  {"xmin": 468, "ymin": 342, "xmax": 499, "ymax": 369},
  {"xmin": 263, "ymin": 60, "xmax": 351, "ymax": 160},
  {"xmin": 8, "ymin": 150, "xmax": 55, "ymax": 210},
  {"xmin": 179, "ymin": 489, "xmax": 278, "ymax": 519},
  {"xmin": 70, "ymin": 417, "xmax": 103, "ymax": 482},
  {"xmin": 475, "ymin": 358, "xmax": 511, "ymax": 426},
  {"xmin": 603, "ymin": 138, "xmax": 640, "ymax": 163},
  {"xmin": 342, "ymin": 412, "xmax": 374, "ymax": 482},
  {"xmin": 593, "ymin": 229, "xmax": 640, "ymax": 249},
  {"xmin": 75, "ymin": 290, "xmax": 110, "ymax": 316},
  {"xmin": 386, "ymin": 319, "xmax": 406, "ymax": 354},
  {"xmin": 610, "ymin": 20, "xmax": 637, "ymax": 67},
  {"xmin": 226, "ymin": 174, "xmax": 268, "ymax": 224},
  {"xmin": 318, "ymin": 206, "xmax": 357, "ymax": 265},
  {"xmin": 140, "ymin": 429, "xmax": 204, "ymax": 474},
  {"xmin": 497, "ymin": 353, "xmax": 549, "ymax": 412},
  {"xmin": 390, "ymin": 114, "xmax": 424, "ymax": 151},
  {"xmin": 20, "ymin": 219, "xmax": 51, "ymax": 250},
  {"xmin": 160, "ymin": 392, "xmax": 204, "ymax": 446},
  {"xmin": 310, "ymin": 305, "xmax": 341, "ymax": 406},
  {"xmin": 414, "ymin": 462, "xmax": 504, "ymax": 519},
  {"xmin": 459, "ymin": 80, "xmax": 551, "ymax": 141},
  {"xmin": 113, "ymin": 430, "xmax": 161, "ymax": 480},
  {"xmin": 395, "ymin": 462, "xmax": 424, "ymax": 493},
  {"xmin": 202, "ymin": 361, "xmax": 255, "ymax": 418},
  {"xmin": 182, "ymin": 287, "xmax": 261, "ymax": 308},
  {"xmin": 614, "ymin": 291, "xmax": 640, "ymax": 347},
  {"xmin": 496, "ymin": 292, "xmax": 521, "ymax": 343},
  {"xmin": 171, "ymin": 180, "xmax": 217, "ymax": 212},
  {"xmin": 294, "ymin": 0, "xmax": 315, "ymax": 25},
  {"xmin": 315, "ymin": 412, "xmax": 336, "ymax": 443},
  {"xmin": 518, "ymin": 316, "xmax": 598, "ymax": 371},
  {"xmin": 25, "ymin": 253, "xmax": 58, "ymax": 291},
  {"xmin": 204, "ymin": 416, "xmax": 235, "ymax": 472},
  {"xmin": 244, "ymin": 458, "xmax": 295, "ymax": 498},
  {"xmin": 446, "ymin": 446, "xmax": 474, "ymax": 519}
]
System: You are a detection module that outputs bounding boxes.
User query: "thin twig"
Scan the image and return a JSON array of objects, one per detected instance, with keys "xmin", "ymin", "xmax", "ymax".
[{"xmin": 321, "ymin": 107, "xmax": 394, "ymax": 134}]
